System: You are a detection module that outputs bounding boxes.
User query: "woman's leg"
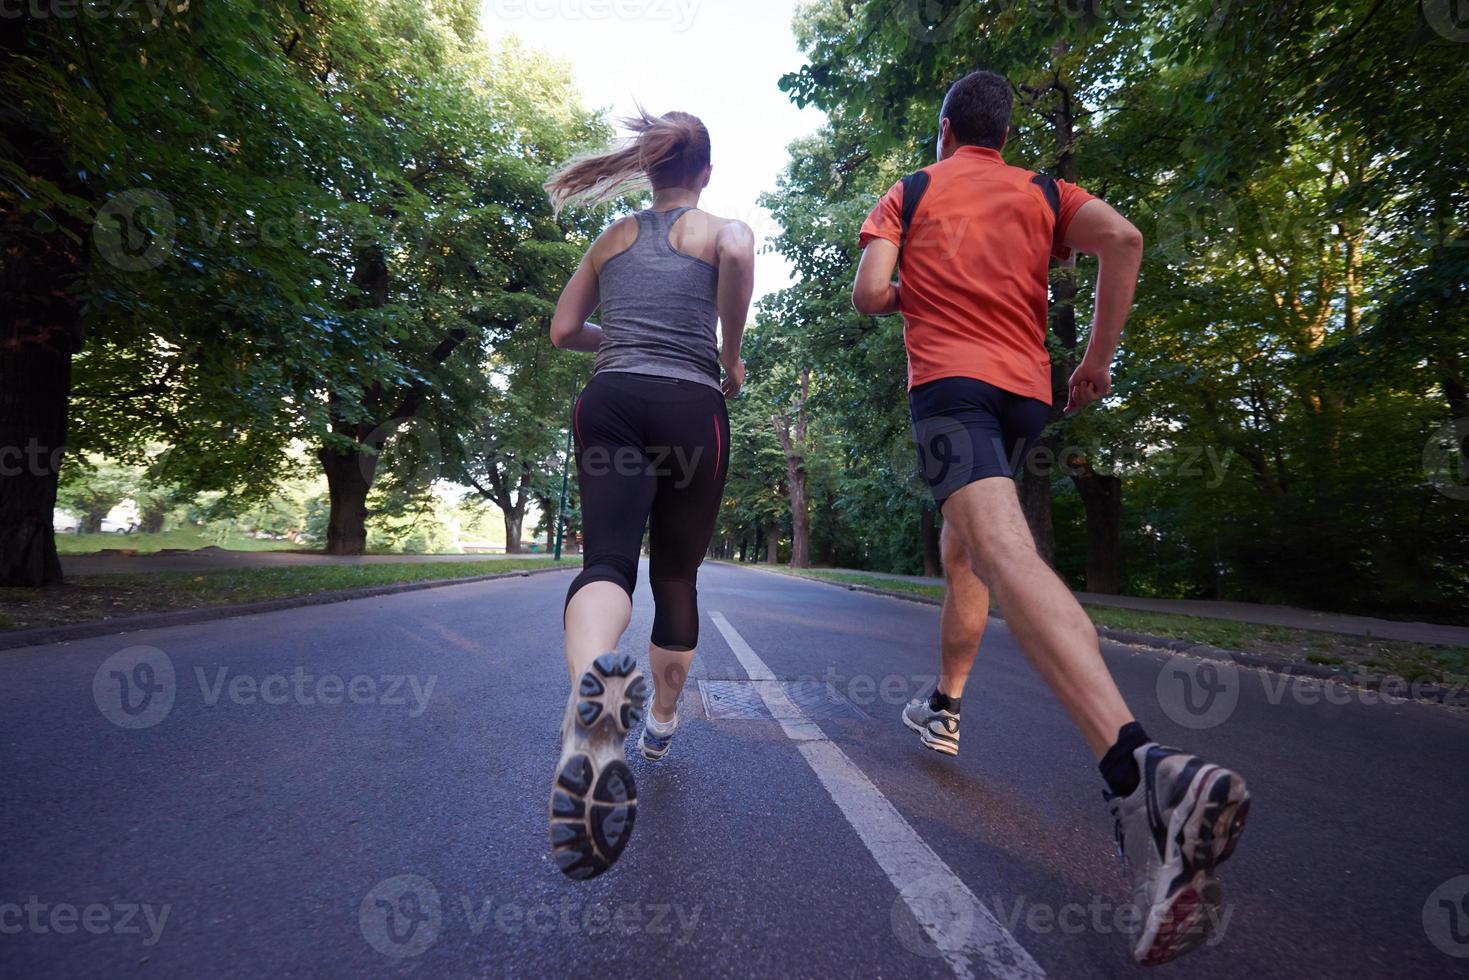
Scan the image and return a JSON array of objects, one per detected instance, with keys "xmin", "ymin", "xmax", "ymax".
[
  {"xmin": 647, "ymin": 642, "xmax": 694, "ymax": 723},
  {"xmin": 644, "ymin": 387, "xmax": 729, "ymax": 721},
  {"xmin": 566, "ymin": 583, "xmax": 633, "ymax": 682},
  {"xmin": 550, "ymin": 378, "xmax": 658, "ymax": 880},
  {"xmin": 563, "ymin": 380, "xmax": 656, "ymax": 679}
]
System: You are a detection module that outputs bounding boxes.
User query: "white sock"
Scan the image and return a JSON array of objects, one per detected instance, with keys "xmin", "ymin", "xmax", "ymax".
[{"xmin": 645, "ymin": 709, "xmax": 678, "ymax": 735}]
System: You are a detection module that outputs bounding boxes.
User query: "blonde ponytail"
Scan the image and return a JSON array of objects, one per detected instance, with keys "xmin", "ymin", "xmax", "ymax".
[{"xmin": 546, "ymin": 108, "xmax": 711, "ymax": 215}]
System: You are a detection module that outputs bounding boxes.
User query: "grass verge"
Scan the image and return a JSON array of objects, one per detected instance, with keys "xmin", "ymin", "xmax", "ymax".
[
  {"xmin": 777, "ymin": 567, "xmax": 946, "ymax": 601},
  {"xmin": 748, "ymin": 564, "xmax": 1468, "ymax": 689},
  {"xmin": 54, "ymin": 528, "xmax": 305, "ymax": 555},
  {"xmin": 0, "ymin": 558, "xmax": 569, "ymax": 633}
]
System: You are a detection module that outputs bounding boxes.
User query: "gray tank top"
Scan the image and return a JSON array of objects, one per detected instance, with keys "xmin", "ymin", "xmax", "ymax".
[{"xmin": 594, "ymin": 207, "xmax": 720, "ymax": 389}]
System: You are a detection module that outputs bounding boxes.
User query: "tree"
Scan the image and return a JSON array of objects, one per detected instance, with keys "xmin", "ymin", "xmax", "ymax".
[
  {"xmin": 2, "ymin": 1, "xmax": 606, "ymax": 580},
  {"xmin": 55, "ymin": 456, "xmax": 133, "ymax": 534},
  {"xmin": 758, "ymin": 0, "xmax": 1468, "ymax": 616},
  {"xmin": 770, "ymin": 367, "xmax": 813, "ymax": 568}
]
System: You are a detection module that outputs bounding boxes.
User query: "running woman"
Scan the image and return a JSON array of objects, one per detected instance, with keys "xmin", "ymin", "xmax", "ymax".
[
  {"xmin": 852, "ymin": 71, "xmax": 1250, "ymax": 965},
  {"xmin": 543, "ymin": 110, "xmax": 755, "ymax": 880}
]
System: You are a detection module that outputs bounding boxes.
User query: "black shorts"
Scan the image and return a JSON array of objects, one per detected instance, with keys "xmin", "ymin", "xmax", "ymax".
[
  {"xmin": 909, "ymin": 376, "xmax": 1050, "ymax": 507},
  {"xmin": 567, "ymin": 371, "xmax": 729, "ymax": 651}
]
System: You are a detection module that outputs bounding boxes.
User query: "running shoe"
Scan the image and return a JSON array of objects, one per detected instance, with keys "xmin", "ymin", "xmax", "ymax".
[
  {"xmin": 548, "ymin": 652, "xmax": 648, "ymax": 880},
  {"xmin": 1106, "ymin": 743, "xmax": 1251, "ymax": 965},
  {"xmin": 639, "ymin": 708, "xmax": 679, "ymax": 761},
  {"xmin": 901, "ymin": 688, "xmax": 961, "ymax": 756}
]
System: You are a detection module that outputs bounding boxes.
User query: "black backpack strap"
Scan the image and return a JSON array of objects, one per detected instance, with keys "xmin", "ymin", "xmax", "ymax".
[
  {"xmin": 1030, "ymin": 174, "xmax": 1064, "ymax": 253},
  {"xmin": 898, "ymin": 170, "xmax": 931, "ymax": 259}
]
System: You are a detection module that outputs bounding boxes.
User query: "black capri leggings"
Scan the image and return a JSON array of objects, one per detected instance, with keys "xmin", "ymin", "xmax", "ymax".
[{"xmin": 565, "ymin": 371, "xmax": 730, "ymax": 651}]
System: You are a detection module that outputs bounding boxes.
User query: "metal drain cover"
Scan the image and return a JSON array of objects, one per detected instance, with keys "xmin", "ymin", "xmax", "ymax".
[{"xmin": 698, "ymin": 680, "xmax": 869, "ymax": 721}]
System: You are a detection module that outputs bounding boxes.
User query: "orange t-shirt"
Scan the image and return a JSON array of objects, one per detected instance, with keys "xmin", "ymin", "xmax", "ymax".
[{"xmin": 859, "ymin": 145, "xmax": 1095, "ymax": 403}]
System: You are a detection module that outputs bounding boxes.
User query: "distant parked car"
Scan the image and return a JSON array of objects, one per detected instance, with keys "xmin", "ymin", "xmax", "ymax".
[
  {"xmin": 101, "ymin": 517, "xmax": 138, "ymax": 534},
  {"xmin": 53, "ymin": 510, "xmax": 79, "ymax": 534}
]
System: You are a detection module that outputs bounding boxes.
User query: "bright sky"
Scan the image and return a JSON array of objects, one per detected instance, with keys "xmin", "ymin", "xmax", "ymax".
[{"xmin": 478, "ymin": 0, "xmax": 826, "ymax": 301}]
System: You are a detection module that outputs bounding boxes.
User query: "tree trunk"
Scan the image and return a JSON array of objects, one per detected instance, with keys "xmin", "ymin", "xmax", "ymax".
[
  {"xmin": 0, "ymin": 25, "xmax": 84, "ymax": 587},
  {"xmin": 320, "ymin": 448, "xmax": 374, "ymax": 555},
  {"xmin": 140, "ymin": 504, "xmax": 168, "ymax": 534},
  {"xmin": 1019, "ymin": 432, "xmax": 1058, "ymax": 564},
  {"xmin": 503, "ymin": 508, "xmax": 524, "ymax": 554},
  {"xmin": 920, "ymin": 504, "xmax": 941, "ymax": 577},
  {"xmin": 81, "ymin": 510, "xmax": 107, "ymax": 535},
  {"xmin": 788, "ymin": 480, "xmax": 810, "ymax": 568},
  {"xmin": 1017, "ymin": 72, "xmax": 1085, "ymax": 569},
  {"xmin": 765, "ymin": 525, "xmax": 781, "ymax": 565},
  {"xmin": 1072, "ymin": 463, "xmax": 1122, "ymax": 594},
  {"xmin": 0, "ymin": 252, "xmax": 80, "ymax": 587},
  {"xmin": 772, "ymin": 368, "xmax": 812, "ymax": 569}
]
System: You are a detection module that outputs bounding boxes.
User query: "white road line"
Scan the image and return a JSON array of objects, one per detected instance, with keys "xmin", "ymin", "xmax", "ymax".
[{"xmin": 708, "ymin": 611, "xmax": 1046, "ymax": 980}]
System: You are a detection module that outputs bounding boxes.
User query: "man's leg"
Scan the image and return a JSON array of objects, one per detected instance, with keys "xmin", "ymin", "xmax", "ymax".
[
  {"xmin": 943, "ymin": 475, "xmax": 1252, "ymax": 964},
  {"xmin": 936, "ymin": 521, "xmax": 989, "ymax": 700},
  {"xmin": 939, "ymin": 475, "xmax": 1133, "ymax": 758}
]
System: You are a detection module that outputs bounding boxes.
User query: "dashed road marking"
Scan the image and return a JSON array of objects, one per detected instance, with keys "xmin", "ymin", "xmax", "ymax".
[{"xmin": 708, "ymin": 610, "xmax": 1045, "ymax": 980}]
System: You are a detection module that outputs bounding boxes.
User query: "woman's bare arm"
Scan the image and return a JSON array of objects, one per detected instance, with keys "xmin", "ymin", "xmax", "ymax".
[
  {"xmin": 715, "ymin": 219, "xmax": 755, "ymax": 396},
  {"xmin": 548, "ymin": 254, "xmax": 605, "ymax": 352}
]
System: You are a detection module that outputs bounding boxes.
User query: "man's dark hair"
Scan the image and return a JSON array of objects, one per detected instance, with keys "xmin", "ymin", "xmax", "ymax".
[{"xmin": 940, "ymin": 71, "xmax": 1013, "ymax": 150}]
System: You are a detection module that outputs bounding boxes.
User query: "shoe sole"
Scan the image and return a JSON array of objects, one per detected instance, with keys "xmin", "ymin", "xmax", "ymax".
[
  {"xmin": 1133, "ymin": 765, "xmax": 1251, "ymax": 965},
  {"xmin": 639, "ymin": 738, "xmax": 671, "ymax": 761},
  {"xmin": 549, "ymin": 653, "xmax": 648, "ymax": 881},
  {"xmin": 1136, "ymin": 871, "xmax": 1223, "ymax": 966},
  {"xmin": 1182, "ymin": 766, "xmax": 1251, "ymax": 872},
  {"xmin": 901, "ymin": 708, "xmax": 959, "ymax": 757}
]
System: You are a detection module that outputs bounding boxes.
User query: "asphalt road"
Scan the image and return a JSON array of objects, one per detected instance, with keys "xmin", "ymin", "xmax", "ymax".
[{"xmin": 3, "ymin": 562, "xmax": 1467, "ymax": 978}]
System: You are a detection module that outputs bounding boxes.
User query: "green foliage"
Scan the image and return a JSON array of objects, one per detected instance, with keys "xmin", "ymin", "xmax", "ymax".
[
  {"xmin": 747, "ymin": 0, "xmax": 1468, "ymax": 617},
  {"xmin": 4, "ymin": 0, "xmax": 607, "ymax": 557},
  {"xmin": 55, "ymin": 455, "xmax": 135, "ymax": 532}
]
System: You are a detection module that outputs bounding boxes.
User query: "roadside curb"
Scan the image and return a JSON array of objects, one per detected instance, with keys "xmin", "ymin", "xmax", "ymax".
[
  {"xmin": 726, "ymin": 563, "xmax": 1467, "ymax": 709},
  {"xmin": 0, "ymin": 564, "xmax": 578, "ymax": 652}
]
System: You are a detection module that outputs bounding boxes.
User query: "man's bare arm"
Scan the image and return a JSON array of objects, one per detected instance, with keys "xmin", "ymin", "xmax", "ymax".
[
  {"xmin": 852, "ymin": 239, "xmax": 901, "ymax": 316},
  {"xmin": 1059, "ymin": 199, "xmax": 1144, "ymax": 411}
]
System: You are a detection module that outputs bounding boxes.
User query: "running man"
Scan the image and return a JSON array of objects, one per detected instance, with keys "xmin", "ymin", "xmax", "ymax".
[
  {"xmin": 851, "ymin": 71, "xmax": 1250, "ymax": 965},
  {"xmin": 543, "ymin": 109, "xmax": 755, "ymax": 880}
]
